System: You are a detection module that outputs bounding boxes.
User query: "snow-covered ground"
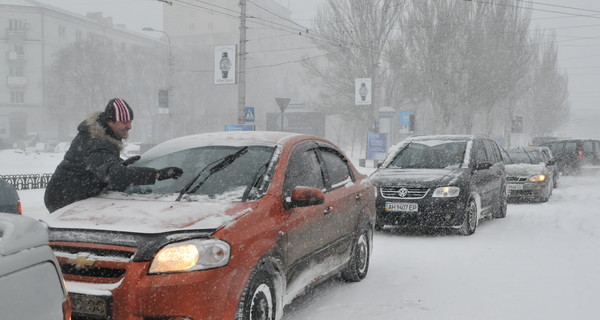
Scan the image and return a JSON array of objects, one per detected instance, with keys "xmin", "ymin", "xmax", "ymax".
[{"xmin": 2, "ymin": 149, "xmax": 599, "ymax": 319}]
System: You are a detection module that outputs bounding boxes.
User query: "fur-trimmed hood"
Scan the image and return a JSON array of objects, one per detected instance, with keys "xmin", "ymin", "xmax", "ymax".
[{"xmin": 79, "ymin": 112, "xmax": 124, "ymax": 151}]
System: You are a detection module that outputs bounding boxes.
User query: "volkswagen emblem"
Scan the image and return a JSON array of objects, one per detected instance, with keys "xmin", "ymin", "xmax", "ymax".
[{"xmin": 397, "ymin": 188, "xmax": 409, "ymax": 198}]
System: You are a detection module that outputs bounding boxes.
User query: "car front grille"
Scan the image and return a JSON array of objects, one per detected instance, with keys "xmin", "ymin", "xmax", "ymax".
[
  {"xmin": 506, "ymin": 176, "xmax": 528, "ymax": 182},
  {"xmin": 380, "ymin": 186, "xmax": 430, "ymax": 199},
  {"xmin": 50, "ymin": 242, "xmax": 135, "ymax": 281}
]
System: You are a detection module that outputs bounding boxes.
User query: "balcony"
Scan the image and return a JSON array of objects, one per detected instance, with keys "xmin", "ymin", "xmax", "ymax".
[{"xmin": 6, "ymin": 76, "xmax": 28, "ymax": 87}]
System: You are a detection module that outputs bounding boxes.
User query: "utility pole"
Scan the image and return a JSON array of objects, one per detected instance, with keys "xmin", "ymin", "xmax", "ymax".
[{"xmin": 238, "ymin": 0, "xmax": 247, "ymax": 124}]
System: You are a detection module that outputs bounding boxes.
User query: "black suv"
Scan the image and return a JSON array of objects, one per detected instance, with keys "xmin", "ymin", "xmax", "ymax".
[
  {"xmin": 370, "ymin": 135, "xmax": 507, "ymax": 235},
  {"xmin": 542, "ymin": 139, "xmax": 600, "ymax": 175}
]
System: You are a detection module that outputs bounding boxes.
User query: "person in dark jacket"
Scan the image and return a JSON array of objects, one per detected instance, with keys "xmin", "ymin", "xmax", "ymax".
[{"xmin": 44, "ymin": 98, "xmax": 183, "ymax": 213}]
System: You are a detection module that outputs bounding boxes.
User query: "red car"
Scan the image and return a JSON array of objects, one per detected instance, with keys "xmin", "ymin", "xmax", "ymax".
[{"xmin": 43, "ymin": 131, "xmax": 376, "ymax": 320}]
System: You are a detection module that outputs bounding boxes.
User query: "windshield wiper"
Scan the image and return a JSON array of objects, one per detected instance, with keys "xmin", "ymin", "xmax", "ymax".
[
  {"xmin": 175, "ymin": 146, "xmax": 249, "ymax": 201},
  {"xmin": 241, "ymin": 161, "xmax": 270, "ymax": 202}
]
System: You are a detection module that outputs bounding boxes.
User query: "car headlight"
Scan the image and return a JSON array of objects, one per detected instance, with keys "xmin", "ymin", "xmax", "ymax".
[
  {"xmin": 149, "ymin": 239, "xmax": 230, "ymax": 274},
  {"xmin": 432, "ymin": 186, "xmax": 460, "ymax": 197},
  {"xmin": 529, "ymin": 174, "xmax": 546, "ymax": 182}
]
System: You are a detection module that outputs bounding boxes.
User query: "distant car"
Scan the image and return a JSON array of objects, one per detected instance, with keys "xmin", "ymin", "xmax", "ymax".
[
  {"xmin": 0, "ymin": 214, "xmax": 71, "ymax": 319},
  {"xmin": 370, "ymin": 135, "xmax": 507, "ymax": 236},
  {"xmin": 0, "ymin": 178, "xmax": 21, "ymax": 214},
  {"xmin": 42, "ymin": 131, "xmax": 376, "ymax": 320},
  {"xmin": 504, "ymin": 147, "xmax": 554, "ymax": 202},
  {"xmin": 539, "ymin": 146, "xmax": 559, "ymax": 188},
  {"xmin": 542, "ymin": 139, "xmax": 600, "ymax": 175}
]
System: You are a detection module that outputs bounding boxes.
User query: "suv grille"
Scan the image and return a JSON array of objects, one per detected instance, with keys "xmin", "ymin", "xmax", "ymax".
[{"xmin": 380, "ymin": 186, "xmax": 429, "ymax": 199}]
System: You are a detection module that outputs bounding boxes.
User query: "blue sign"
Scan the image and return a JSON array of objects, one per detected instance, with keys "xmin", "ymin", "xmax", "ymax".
[
  {"xmin": 399, "ymin": 111, "xmax": 414, "ymax": 134},
  {"xmin": 225, "ymin": 124, "xmax": 255, "ymax": 131},
  {"xmin": 244, "ymin": 106, "xmax": 255, "ymax": 122},
  {"xmin": 367, "ymin": 133, "xmax": 387, "ymax": 160}
]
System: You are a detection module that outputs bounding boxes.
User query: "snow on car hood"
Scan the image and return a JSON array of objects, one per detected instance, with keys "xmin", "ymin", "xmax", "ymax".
[
  {"xmin": 370, "ymin": 168, "xmax": 464, "ymax": 186},
  {"xmin": 505, "ymin": 163, "xmax": 546, "ymax": 177},
  {"xmin": 42, "ymin": 195, "xmax": 254, "ymax": 234}
]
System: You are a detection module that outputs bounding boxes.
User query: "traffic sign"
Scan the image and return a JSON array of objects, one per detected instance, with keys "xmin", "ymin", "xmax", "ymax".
[
  {"xmin": 244, "ymin": 107, "xmax": 255, "ymax": 122},
  {"xmin": 275, "ymin": 98, "xmax": 291, "ymax": 113}
]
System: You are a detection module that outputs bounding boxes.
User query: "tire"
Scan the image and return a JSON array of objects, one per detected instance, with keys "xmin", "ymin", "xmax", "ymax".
[
  {"xmin": 374, "ymin": 220, "xmax": 384, "ymax": 231},
  {"xmin": 459, "ymin": 200, "xmax": 477, "ymax": 236},
  {"xmin": 341, "ymin": 229, "xmax": 370, "ymax": 282},
  {"xmin": 493, "ymin": 185, "xmax": 507, "ymax": 219},
  {"xmin": 235, "ymin": 269, "xmax": 276, "ymax": 320}
]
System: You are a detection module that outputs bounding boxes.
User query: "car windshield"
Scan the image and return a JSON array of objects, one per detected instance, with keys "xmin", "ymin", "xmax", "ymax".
[
  {"xmin": 507, "ymin": 150, "xmax": 544, "ymax": 164},
  {"xmin": 125, "ymin": 145, "xmax": 277, "ymax": 201},
  {"xmin": 387, "ymin": 140, "xmax": 467, "ymax": 169}
]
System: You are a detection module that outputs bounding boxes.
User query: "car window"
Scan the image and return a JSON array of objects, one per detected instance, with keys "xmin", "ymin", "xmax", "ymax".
[
  {"xmin": 319, "ymin": 148, "xmax": 353, "ymax": 189},
  {"xmin": 482, "ymin": 140, "xmax": 500, "ymax": 164},
  {"xmin": 474, "ymin": 140, "xmax": 487, "ymax": 165},
  {"xmin": 387, "ymin": 140, "xmax": 467, "ymax": 169},
  {"xmin": 507, "ymin": 149, "xmax": 544, "ymax": 164},
  {"xmin": 583, "ymin": 141, "xmax": 594, "ymax": 152},
  {"xmin": 284, "ymin": 147, "xmax": 325, "ymax": 197},
  {"xmin": 565, "ymin": 142, "xmax": 577, "ymax": 152}
]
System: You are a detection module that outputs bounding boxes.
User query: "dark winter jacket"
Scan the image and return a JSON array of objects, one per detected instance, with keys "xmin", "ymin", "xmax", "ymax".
[{"xmin": 44, "ymin": 112, "xmax": 157, "ymax": 212}]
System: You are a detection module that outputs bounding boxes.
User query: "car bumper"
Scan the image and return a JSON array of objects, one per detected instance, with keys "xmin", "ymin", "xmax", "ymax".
[
  {"xmin": 64, "ymin": 260, "xmax": 247, "ymax": 320},
  {"xmin": 375, "ymin": 195, "xmax": 468, "ymax": 228},
  {"xmin": 506, "ymin": 182, "xmax": 549, "ymax": 199}
]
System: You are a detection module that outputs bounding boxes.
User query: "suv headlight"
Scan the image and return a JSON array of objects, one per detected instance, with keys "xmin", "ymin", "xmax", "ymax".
[
  {"xmin": 432, "ymin": 186, "xmax": 460, "ymax": 197},
  {"xmin": 529, "ymin": 174, "xmax": 546, "ymax": 182},
  {"xmin": 149, "ymin": 239, "xmax": 230, "ymax": 274}
]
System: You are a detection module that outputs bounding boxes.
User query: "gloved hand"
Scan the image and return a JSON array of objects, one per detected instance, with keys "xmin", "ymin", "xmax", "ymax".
[
  {"xmin": 156, "ymin": 167, "xmax": 183, "ymax": 181},
  {"xmin": 123, "ymin": 155, "xmax": 141, "ymax": 166}
]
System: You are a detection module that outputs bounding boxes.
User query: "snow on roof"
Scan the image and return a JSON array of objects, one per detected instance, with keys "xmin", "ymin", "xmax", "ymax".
[{"xmin": 142, "ymin": 131, "xmax": 302, "ymax": 159}]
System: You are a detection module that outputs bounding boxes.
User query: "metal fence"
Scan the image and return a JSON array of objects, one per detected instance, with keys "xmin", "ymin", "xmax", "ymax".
[{"xmin": 1, "ymin": 173, "xmax": 53, "ymax": 190}]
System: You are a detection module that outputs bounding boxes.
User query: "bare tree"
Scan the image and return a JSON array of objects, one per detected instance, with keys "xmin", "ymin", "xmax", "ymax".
[
  {"xmin": 45, "ymin": 38, "xmax": 165, "ymax": 140},
  {"xmin": 303, "ymin": 0, "xmax": 405, "ymax": 132},
  {"xmin": 393, "ymin": 0, "xmax": 534, "ymax": 134}
]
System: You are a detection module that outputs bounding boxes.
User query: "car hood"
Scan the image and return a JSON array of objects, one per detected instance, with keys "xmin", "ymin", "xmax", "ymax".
[
  {"xmin": 42, "ymin": 196, "xmax": 256, "ymax": 234},
  {"xmin": 505, "ymin": 163, "xmax": 546, "ymax": 177},
  {"xmin": 370, "ymin": 168, "xmax": 465, "ymax": 187}
]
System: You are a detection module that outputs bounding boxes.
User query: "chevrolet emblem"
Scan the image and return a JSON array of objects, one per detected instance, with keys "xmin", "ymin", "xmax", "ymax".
[{"xmin": 68, "ymin": 253, "xmax": 96, "ymax": 269}]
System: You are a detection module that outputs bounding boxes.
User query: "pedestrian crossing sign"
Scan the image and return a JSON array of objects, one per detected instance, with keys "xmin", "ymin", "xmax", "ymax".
[{"xmin": 244, "ymin": 107, "xmax": 255, "ymax": 122}]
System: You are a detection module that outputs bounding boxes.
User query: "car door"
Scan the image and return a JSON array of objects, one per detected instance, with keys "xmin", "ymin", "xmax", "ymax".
[
  {"xmin": 482, "ymin": 139, "xmax": 504, "ymax": 213},
  {"xmin": 281, "ymin": 141, "xmax": 334, "ymax": 284},
  {"xmin": 315, "ymin": 145, "xmax": 361, "ymax": 260}
]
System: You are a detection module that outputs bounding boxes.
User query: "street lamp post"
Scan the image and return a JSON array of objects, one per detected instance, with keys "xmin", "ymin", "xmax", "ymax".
[{"xmin": 143, "ymin": 27, "xmax": 174, "ymax": 142}]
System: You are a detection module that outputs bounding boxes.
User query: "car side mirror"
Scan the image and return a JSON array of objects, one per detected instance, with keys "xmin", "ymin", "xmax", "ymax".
[
  {"xmin": 288, "ymin": 186, "xmax": 325, "ymax": 208},
  {"xmin": 475, "ymin": 162, "xmax": 493, "ymax": 171}
]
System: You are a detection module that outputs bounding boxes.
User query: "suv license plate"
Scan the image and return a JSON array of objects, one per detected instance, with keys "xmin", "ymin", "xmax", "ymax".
[
  {"xmin": 507, "ymin": 184, "xmax": 523, "ymax": 190},
  {"xmin": 70, "ymin": 293, "xmax": 111, "ymax": 317},
  {"xmin": 385, "ymin": 202, "xmax": 418, "ymax": 212}
]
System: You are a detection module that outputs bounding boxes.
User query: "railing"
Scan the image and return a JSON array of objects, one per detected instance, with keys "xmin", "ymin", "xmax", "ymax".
[{"xmin": 0, "ymin": 173, "xmax": 53, "ymax": 190}]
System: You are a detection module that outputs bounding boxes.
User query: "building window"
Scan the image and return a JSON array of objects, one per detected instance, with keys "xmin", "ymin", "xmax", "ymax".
[
  {"xmin": 59, "ymin": 25, "xmax": 66, "ymax": 38},
  {"xmin": 189, "ymin": 24, "xmax": 195, "ymax": 32},
  {"xmin": 14, "ymin": 45, "xmax": 24, "ymax": 54},
  {"xmin": 9, "ymin": 65, "xmax": 24, "ymax": 77},
  {"xmin": 8, "ymin": 19, "xmax": 28, "ymax": 31},
  {"xmin": 208, "ymin": 22, "xmax": 214, "ymax": 31},
  {"xmin": 10, "ymin": 91, "xmax": 25, "ymax": 104},
  {"xmin": 75, "ymin": 30, "xmax": 82, "ymax": 41}
]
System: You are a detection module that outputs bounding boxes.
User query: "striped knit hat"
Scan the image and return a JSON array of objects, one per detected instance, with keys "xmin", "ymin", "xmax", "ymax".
[{"xmin": 104, "ymin": 98, "xmax": 134, "ymax": 122}]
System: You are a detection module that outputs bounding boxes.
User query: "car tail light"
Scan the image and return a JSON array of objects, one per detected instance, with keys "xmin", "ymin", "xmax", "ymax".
[
  {"xmin": 17, "ymin": 200, "xmax": 22, "ymax": 215},
  {"xmin": 577, "ymin": 147, "xmax": 583, "ymax": 160}
]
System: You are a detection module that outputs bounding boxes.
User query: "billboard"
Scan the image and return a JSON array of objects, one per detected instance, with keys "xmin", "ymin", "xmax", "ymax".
[
  {"xmin": 214, "ymin": 45, "xmax": 236, "ymax": 85},
  {"xmin": 355, "ymin": 78, "xmax": 372, "ymax": 105}
]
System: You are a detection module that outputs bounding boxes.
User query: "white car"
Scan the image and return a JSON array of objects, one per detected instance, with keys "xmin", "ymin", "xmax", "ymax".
[{"xmin": 0, "ymin": 213, "xmax": 71, "ymax": 319}]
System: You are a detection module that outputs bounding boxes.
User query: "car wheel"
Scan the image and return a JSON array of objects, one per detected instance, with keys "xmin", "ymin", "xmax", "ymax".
[
  {"xmin": 374, "ymin": 220, "xmax": 384, "ymax": 231},
  {"xmin": 235, "ymin": 269, "xmax": 276, "ymax": 320},
  {"xmin": 341, "ymin": 229, "xmax": 370, "ymax": 282},
  {"xmin": 459, "ymin": 200, "xmax": 477, "ymax": 236},
  {"xmin": 493, "ymin": 186, "xmax": 507, "ymax": 219}
]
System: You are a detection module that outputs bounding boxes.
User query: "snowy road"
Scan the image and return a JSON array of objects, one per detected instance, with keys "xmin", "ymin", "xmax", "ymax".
[{"xmin": 282, "ymin": 172, "xmax": 600, "ymax": 320}]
